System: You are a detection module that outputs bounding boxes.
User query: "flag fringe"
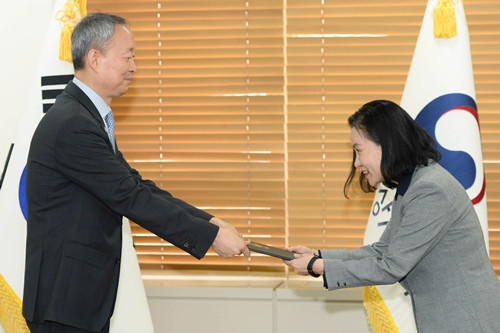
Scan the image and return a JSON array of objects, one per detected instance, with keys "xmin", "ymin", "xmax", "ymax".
[
  {"xmin": 0, "ymin": 274, "xmax": 29, "ymax": 333},
  {"xmin": 433, "ymin": 0, "xmax": 458, "ymax": 38},
  {"xmin": 56, "ymin": 0, "xmax": 87, "ymax": 63},
  {"xmin": 363, "ymin": 286, "xmax": 400, "ymax": 333}
]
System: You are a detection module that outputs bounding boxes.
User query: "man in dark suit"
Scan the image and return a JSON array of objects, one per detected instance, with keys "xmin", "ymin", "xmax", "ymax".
[{"xmin": 22, "ymin": 12, "xmax": 249, "ymax": 333}]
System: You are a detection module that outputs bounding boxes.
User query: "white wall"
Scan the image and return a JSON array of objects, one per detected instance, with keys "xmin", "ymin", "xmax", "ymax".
[
  {"xmin": 0, "ymin": 0, "xmax": 55, "ymax": 169},
  {"xmin": 145, "ymin": 283, "xmax": 372, "ymax": 333}
]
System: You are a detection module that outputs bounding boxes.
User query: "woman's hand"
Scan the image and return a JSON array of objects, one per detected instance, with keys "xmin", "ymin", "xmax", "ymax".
[{"xmin": 282, "ymin": 245, "xmax": 322, "ymax": 276}]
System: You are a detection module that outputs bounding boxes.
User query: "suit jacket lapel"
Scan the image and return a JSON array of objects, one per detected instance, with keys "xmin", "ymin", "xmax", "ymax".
[
  {"xmin": 63, "ymin": 81, "xmax": 116, "ymax": 154},
  {"xmin": 64, "ymin": 81, "xmax": 107, "ymax": 133}
]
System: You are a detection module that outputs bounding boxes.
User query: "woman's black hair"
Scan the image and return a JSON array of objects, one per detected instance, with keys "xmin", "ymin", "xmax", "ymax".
[{"xmin": 343, "ymin": 100, "xmax": 441, "ymax": 198}]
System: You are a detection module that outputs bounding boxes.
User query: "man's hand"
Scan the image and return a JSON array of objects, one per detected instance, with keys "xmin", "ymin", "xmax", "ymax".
[
  {"xmin": 209, "ymin": 217, "xmax": 239, "ymax": 235},
  {"xmin": 210, "ymin": 217, "xmax": 250, "ymax": 258}
]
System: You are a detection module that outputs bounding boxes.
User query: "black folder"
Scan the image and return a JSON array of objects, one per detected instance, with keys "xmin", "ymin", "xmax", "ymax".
[{"xmin": 248, "ymin": 241, "xmax": 295, "ymax": 260}]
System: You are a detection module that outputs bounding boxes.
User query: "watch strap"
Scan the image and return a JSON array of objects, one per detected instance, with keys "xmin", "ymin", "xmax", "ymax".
[{"xmin": 307, "ymin": 254, "xmax": 321, "ymax": 278}]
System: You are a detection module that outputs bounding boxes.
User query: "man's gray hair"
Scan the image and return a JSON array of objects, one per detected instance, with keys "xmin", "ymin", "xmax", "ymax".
[{"xmin": 71, "ymin": 12, "xmax": 128, "ymax": 71}]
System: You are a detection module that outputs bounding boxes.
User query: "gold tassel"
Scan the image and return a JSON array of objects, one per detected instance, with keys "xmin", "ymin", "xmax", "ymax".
[
  {"xmin": 433, "ymin": 0, "xmax": 458, "ymax": 38},
  {"xmin": 78, "ymin": 0, "xmax": 87, "ymax": 18},
  {"xmin": 56, "ymin": 0, "xmax": 88, "ymax": 63},
  {"xmin": 59, "ymin": 23, "xmax": 74, "ymax": 62}
]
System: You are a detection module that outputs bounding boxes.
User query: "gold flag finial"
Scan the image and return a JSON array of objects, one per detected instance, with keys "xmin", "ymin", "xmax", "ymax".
[
  {"xmin": 56, "ymin": 0, "xmax": 87, "ymax": 63},
  {"xmin": 433, "ymin": 0, "xmax": 458, "ymax": 38}
]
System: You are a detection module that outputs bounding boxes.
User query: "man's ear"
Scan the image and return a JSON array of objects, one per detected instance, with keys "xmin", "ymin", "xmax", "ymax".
[{"xmin": 87, "ymin": 49, "xmax": 100, "ymax": 72}]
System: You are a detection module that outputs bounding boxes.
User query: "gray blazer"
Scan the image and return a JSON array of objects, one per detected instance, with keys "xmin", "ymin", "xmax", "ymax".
[{"xmin": 322, "ymin": 162, "xmax": 500, "ymax": 333}]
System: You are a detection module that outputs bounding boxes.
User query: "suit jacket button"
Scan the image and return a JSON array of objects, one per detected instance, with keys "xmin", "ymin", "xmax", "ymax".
[
  {"xmin": 184, "ymin": 242, "xmax": 189, "ymax": 248},
  {"xmin": 115, "ymin": 258, "xmax": 121, "ymax": 264}
]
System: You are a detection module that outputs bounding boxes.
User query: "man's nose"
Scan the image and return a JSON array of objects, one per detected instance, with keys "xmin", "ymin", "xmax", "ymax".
[{"xmin": 130, "ymin": 58, "xmax": 137, "ymax": 72}]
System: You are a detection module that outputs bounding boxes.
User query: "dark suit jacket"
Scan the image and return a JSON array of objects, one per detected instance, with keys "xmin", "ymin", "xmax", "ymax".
[{"xmin": 22, "ymin": 81, "xmax": 219, "ymax": 331}]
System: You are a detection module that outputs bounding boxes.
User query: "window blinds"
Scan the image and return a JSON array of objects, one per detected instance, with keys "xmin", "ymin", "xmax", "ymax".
[{"xmin": 88, "ymin": 0, "xmax": 500, "ymax": 277}]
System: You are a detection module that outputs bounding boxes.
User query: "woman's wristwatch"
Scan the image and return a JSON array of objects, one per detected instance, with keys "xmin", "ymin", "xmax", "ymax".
[{"xmin": 307, "ymin": 253, "xmax": 321, "ymax": 278}]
